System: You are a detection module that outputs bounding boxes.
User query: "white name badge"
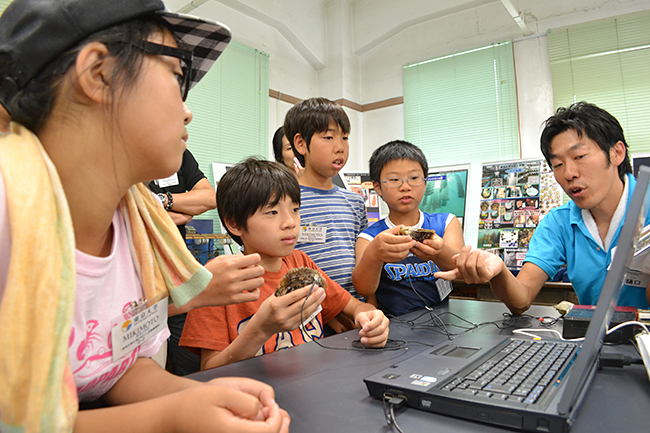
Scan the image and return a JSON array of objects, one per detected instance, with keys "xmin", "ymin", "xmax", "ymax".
[
  {"xmin": 298, "ymin": 226, "xmax": 327, "ymax": 243},
  {"xmin": 300, "ymin": 305, "xmax": 323, "ymax": 330},
  {"xmin": 111, "ymin": 298, "xmax": 168, "ymax": 362},
  {"xmin": 624, "ymin": 269, "xmax": 650, "ymax": 289},
  {"xmin": 157, "ymin": 173, "xmax": 179, "ymax": 188}
]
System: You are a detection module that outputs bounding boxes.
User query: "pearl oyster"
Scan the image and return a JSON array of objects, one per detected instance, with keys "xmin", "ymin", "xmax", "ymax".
[
  {"xmin": 275, "ymin": 267, "xmax": 327, "ymax": 296},
  {"xmin": 399, "ymin": 227, "xmax": 436, "ymax": 242}
]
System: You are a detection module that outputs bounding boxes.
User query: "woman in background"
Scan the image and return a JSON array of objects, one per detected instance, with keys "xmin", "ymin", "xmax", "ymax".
[{"xmin": 272, "ymin": 125, "xmax": 303, "ymax": 177}]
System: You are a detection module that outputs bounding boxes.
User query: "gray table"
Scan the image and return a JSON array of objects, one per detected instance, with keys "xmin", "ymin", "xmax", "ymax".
[{"xmin": 188, "ymin": 299, "xmax": 650, "ymax": 432}]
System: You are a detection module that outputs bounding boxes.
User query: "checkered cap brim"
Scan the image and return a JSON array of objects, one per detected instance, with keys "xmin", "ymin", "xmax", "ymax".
[
  {"xmin": 0, "ymin": 0, "xmax": 232, "ymax": 112},
  {"xmin": 160, "ymin": 13, "xmax": 231, "ymax": 89}
]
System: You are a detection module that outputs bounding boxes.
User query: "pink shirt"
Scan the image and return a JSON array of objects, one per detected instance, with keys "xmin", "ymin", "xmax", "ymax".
[{"xmin": 0, "ymin": 173, "xmax": 169, "ymax": 402}]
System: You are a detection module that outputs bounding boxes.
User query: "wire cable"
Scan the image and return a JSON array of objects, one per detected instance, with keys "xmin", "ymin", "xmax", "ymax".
[
  {"xmin": 511, "ymin": 319, "xmax": 650, "ymax": 342},
  {"xmin": 383, "ymin": 396, "xmax": 407, "ymax": 433},
  {"xmin": 298, "ymin": 283, "xmax": 405, "ymax": 352}
]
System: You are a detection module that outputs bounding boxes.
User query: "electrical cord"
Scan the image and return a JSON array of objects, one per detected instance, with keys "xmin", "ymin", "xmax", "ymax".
[
  {"xmin": 405, "ymin": 275, "xmax": 456, "ymax": 339},
  {"xmin": 298, "ymin": 283, "xmax": 406, "ymax": 352},
  {"xmin": 512, "ymin": 320, "xmax": 650, "ymax": 342},
  {"xmin": 598, "ymin": 352, "xmax": 643, "ymax": 368},
  {"xmin": 383, "ymin": 396, "xmax": 407, "ymax": 433}
]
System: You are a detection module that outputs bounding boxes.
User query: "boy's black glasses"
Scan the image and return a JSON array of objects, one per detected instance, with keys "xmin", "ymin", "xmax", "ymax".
[
  {"xmin": 137, "ymin": 41, "xmax": 193, "ymax": 101},
  {"xmin": 380, "ymin": 175, "xmax": 425, "ymax": 188}
]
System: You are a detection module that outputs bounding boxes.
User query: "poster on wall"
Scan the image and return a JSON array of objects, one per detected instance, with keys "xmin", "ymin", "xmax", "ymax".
[
  {"xmin": 344, "ymin": 173, "xmax": 381, "ymax": 225},
  {"xmin": 420, "ymin": 166, "xmax": 469, "ymax": 228},
  {"xmin": 478, "ymin": 159, "xmax": 562, "ymax": 271}
]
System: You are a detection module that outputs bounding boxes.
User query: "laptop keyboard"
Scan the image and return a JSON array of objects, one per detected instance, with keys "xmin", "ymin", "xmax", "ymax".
[{"xmin": 441, "ymin": 339, "xmax": 578, "ymax": 404}]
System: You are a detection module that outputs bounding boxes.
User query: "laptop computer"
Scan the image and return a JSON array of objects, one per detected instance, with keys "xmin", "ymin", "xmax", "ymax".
[{"xmin": 364, "ymin": 165, "xmax": 650, "ymax": 432}]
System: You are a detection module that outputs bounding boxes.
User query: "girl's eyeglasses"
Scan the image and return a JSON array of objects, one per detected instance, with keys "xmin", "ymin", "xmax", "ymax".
[{"xmin": 138, "ymin": 41, "xmax": 193, "ymax": 101}]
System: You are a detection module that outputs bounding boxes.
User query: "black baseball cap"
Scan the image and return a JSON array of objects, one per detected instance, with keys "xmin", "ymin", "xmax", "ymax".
[{"xmin": 0, "ymin": 0, "xmax": 231, "ymax": 113}]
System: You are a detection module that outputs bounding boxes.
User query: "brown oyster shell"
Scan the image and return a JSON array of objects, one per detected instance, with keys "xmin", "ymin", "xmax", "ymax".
[
  {"xmin": 399, "ymin": 227, "xmax": 436, "ymax": 242},
  {"xmin": 275, "ymin": 267, "xmax": 327, "ymax": 296}
]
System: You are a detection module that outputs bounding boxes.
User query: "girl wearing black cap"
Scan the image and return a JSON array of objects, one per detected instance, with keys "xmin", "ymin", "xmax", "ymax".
[{"xmin": 0, "ymin": 1, "xmax": 289, "ymax": 432}]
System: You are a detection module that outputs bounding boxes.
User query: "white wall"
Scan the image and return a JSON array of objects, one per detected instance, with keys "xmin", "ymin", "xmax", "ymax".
[
  {"xmin": 167, "ymin": 0, "xmax": 650, "ymax": 244},
  {"xmin": 168, "ymin": 0, "xmax": 650, "ymax": 159},
  {"xmin": 355, "ymin": 0, "xmax": 650, "ymax": 156}
]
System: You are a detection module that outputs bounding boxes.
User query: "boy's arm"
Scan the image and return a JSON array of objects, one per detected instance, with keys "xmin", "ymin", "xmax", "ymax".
[
  {"xmin": 341, "ymin": 298, "xmax": 390, "ymax": 347},
  {"xmin": 200, "ymin": 285, "xmax": 326, "ymax": 370},
  {"xmin": 410, "ymin": 216, "xmax": 464, "ymax": 270},
  {"xmin": 352, "ymin": 227, "xmax": 414, "ymax": 297},
  {"xmin": 435, "ymin": 246, "xmax": 548, "ymax": 314},
  {"xmin": 351, "ymin": 238, "xmax": 382, "ymax": 297}
]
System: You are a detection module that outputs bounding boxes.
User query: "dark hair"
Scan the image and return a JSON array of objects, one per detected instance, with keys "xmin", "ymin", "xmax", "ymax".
[
  {"xmin": 217, "ymin": 157, "xmax": 301, "ymax": 246},
  {"xmin": 369, "ymin": 140, "xmax": 428, "ymax": 183},
  {"xmin": 272, "ymin": 125, "xmax": 287, "ymax": 163},
  {"xmin": 540, "ymin": 102, "xmax": 632, "ymax": 181},
  {"xmin": 8, "ymin": 18, "xmax": 168, "ymax": 134},
  {"xmin": 283, "ymin": 97, "xmax": 351, "ymax": 167}
]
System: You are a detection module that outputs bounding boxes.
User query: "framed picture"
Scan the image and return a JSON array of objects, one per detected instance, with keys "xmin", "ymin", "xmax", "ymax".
[{"xmin": 420, "ymin": 165, "xmax": 469, "ymax": 228}]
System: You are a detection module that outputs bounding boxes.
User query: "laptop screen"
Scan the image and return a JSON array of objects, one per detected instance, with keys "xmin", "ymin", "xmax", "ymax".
[{"xmin": 558, "ymin": 165, "xmax": 650, "ymax": 415}]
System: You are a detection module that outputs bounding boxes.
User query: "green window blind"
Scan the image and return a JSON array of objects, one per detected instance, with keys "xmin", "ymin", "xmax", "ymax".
[
  {"xmin": 0, "ymin": 0, "xmax": 10, "ymax": 13},
  {"xmin": 184, "ymin": 41, "xmax": 269, "ymax": 232},
  {"xmin": 548, "ymin": 11, "xmax": 650, "ymax": 155},
  {"xmin": 403, "ymin": 41, "xmax": 520, "ymax": 166}
]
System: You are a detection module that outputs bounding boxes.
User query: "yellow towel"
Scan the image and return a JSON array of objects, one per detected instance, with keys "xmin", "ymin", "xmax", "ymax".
[{"xmin": 0, "ymin": 124, "xmax": 211, "ymax": 432}]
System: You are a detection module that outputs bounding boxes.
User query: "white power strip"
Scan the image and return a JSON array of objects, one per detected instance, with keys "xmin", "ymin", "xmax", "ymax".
[{"xmin": 636, "ymin": 333, "xmax": 650, "ymax": 382}]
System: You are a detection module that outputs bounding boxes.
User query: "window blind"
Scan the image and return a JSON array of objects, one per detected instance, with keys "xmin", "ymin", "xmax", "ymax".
[
  {"xmin": 548, "ymin": 11, "xmax": 650, "ymax": 155},
  {"xmin": 184, "ymin": 41, "xmax": 269, "ymax": 232},
  {"xmin": 403, "ymin": 40, "xmax": 520, "ymax": 166},
  {"xmin": 0, "ymin": 0, "xmax": 10, "ymax": 13}
]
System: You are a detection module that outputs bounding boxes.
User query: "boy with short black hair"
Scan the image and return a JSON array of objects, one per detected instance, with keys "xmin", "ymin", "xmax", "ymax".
[
  {"xmin": 284, "ymin": 98, "xmax": 367, "ymax": 307},
  {"xmin": 352, "ymin": 140, "xmax": 464, "ymax": 316},
  {"xmin": 180, "ymin": 158, "xmax": 389, "ymax": 370}
]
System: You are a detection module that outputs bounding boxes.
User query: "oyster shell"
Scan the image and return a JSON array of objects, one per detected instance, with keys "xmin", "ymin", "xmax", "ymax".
[
  {"xmin": 399, "ymin": 227, "xmax": 436, "ymax": 242},
  {"xmin": 275, "ymin": 267, "xmax": 327, "ymax": 296}
]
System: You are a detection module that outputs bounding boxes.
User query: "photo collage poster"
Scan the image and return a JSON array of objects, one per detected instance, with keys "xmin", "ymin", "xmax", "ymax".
[
  {"xmin": 478, "ymin": 159, "xmax": 562, "ymax": 270},
  {"xmin": 345, "ymin": 173, "xmax": 381, "ymax": 225}
]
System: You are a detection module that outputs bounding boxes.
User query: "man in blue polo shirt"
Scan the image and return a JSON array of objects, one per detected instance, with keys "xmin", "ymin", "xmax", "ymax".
[{"xmin": 437, "ymin": 102, "xmax": 649, "ymax": 314}]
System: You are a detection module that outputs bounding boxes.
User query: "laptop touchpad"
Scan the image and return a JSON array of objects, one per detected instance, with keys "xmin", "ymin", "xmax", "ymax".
[{"xmin": 432, "ymin": 344, "xmax": 480, "ymax": 359}]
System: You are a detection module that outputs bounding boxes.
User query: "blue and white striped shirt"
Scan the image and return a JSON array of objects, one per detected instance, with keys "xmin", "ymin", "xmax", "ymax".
[{"xmin": 296, "ymin": 185, "xmax": 368, "ymax": 299}]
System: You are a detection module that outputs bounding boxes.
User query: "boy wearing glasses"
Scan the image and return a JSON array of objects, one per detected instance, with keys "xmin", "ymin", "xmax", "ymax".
[{"xmin": 352, "ymin": 141, "xmax": 464, "ymax": 316}]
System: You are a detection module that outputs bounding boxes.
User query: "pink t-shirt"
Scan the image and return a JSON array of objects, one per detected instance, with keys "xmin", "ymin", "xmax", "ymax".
[{"xmin": 0, "ymin": 173, "xmax": 169, "ymax": 402}]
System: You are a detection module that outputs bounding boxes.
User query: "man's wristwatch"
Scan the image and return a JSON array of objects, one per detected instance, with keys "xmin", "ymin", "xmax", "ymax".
[{"xmin": 157, "ymin": 193, "xmax": 167, "ymax": 207}]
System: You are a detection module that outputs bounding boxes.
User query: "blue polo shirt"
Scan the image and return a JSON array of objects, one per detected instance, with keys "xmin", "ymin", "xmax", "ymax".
[{"xmin": 524, "ymin": 173, "xmax": 648, "ymax": 308}]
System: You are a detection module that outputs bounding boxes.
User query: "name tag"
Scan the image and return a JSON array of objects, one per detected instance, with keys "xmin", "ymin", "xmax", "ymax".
[
  {"xmin": 157, "ymin": 173, "xmax": 179, "ymax": 188},
  {"xmin": 300, "ymin": 305, "xmax": 323, "ymax": 330},
  {"xmin": 111, "ymin": 298, "xmax": 168, "ymax": 362},
  {"xmin": 624, "ymin": 269, "xmax": 650, "ymax": 289},
  {"xmin": 298, "ymin": 225, "xmax": 327, "ymax": 243}
]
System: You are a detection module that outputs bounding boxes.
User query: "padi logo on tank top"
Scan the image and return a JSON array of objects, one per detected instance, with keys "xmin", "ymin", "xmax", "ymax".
[{"xmin": 385, "ymin": 260, "xmax": 440, "ymax": 282}]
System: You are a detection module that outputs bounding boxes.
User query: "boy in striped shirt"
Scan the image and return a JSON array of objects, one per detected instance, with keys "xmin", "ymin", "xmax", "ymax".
[{"xmin": 284, "ymin": 98, "xmax": 368, "ymax": 333}]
